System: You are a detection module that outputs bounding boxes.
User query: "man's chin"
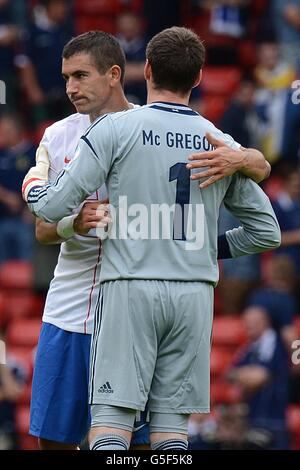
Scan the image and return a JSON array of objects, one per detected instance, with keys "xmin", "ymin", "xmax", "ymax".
[{"xmin": 73, "ymin": 103, "xmax": 90, "ymax": 115}]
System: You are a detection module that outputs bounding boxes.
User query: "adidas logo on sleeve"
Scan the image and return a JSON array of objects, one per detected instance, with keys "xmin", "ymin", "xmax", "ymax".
[{"xmin": 98, "ymin": 382, "xmax": 114, "ymax": 393}]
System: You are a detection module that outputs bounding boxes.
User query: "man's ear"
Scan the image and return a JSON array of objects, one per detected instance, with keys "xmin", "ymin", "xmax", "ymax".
[
  {"xmin": 144, "ymin": 60, "xmax": 151, "ymax": 81},
  {"xmin": 192, "ymin": 69, "xmax": 202, "ymax": 89},
  {"xmin": 109, "ymin": 65, "xmax": 122, "ymax": 86}
]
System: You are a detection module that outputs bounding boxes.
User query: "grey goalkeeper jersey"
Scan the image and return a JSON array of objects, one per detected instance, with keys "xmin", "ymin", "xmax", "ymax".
[{"xmin": 27, "ymin": 102, "xmax": 280, "ymax": 284}]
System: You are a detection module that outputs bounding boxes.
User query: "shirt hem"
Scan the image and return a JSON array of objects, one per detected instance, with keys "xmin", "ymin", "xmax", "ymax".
[{"xmin": 42, "ymin": 316, "xmax": 92, "ymax": 335}]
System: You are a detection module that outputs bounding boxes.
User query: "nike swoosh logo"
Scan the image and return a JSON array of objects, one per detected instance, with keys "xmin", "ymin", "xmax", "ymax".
[{"xmin": 133, "ymin": 424, "xmax": 147, "ymax": 432}]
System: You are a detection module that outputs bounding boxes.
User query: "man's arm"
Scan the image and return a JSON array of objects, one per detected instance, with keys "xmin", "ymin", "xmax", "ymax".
[
  {"xmin": 280, "ymin": 228, "xmax": 300, "ymax": 246},
  {"xmin": 227, "ymin": 365, "xmax": 270, "ymax": 396},
  {"xmin": 218, "ymin": 173, "xmax": 281, "ymax": 259},
  {"xmin": 186, "ymin": 132, "xmax": 270, "ymax": 188},
  {"xmin": 24, "ymin": 116, "xmax": 114, "ymax": 222},
  {"xmin": 35, "ymin": 200, "xmax": 111, "ymax": 244},
  {"xmin": 0, "ymin": 364, "xmax": 25, "ymax": 402}
]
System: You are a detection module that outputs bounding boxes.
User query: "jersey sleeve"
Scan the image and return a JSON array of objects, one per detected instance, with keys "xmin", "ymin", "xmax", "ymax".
[
  {"xmin": 26, "ymin": 115, "xmax": 115, "ymax": 222},
  {"xmin": 37, "ymin": 126, "xmax": 59, "ymax": 180},
  {"xmin": 223, "ymin": 174, "xmax": 281, "ymax": 257}
]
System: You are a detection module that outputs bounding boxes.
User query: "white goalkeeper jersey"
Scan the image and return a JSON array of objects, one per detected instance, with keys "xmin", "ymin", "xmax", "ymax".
[{"xmin": 40, "ymin": 112, "xmax": 106, "ymax": 334}]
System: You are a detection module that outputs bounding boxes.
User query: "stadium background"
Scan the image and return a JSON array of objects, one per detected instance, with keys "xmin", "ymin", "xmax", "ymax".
[{"xmin": 0, "ymin": 0, "xmax": 299, "ymax": 450}]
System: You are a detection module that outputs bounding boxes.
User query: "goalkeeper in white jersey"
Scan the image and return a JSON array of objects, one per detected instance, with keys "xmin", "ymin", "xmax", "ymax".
[{"xmin": 24, "ymin": 27, "xmax": 269, "ymax": 448}]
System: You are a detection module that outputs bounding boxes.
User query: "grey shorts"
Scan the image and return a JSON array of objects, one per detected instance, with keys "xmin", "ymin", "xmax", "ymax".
[{"xmin": 89, "ymin": 280, "xmax": 213, "ymax": 414}]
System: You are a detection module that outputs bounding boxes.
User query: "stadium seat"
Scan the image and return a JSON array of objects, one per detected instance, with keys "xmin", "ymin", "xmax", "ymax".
[
  {"xmin": 0, "ymin": 290, "xmax": 7, "ymax": 329},
  {"xmin": 76, "ymin": 16, "xmax": 116, "ymax": 35},
  {"xmin": 0, "ymin": 261, "xmax": 33, "ymax": 290},
  {"xmin": 287, "ymin": 405, "xmax": 300, "ymax": 450},
  {"xmin": 201, "ymin": 67, "xmax": 241, "ymax": 97},
  {"xmin": 238, "ymin": 41, "xmax": 257, "ymax": 69},
  {"xmin": 75, "ymin": 0, "xmax": 120, "ymax": 15},
  {"xmin": 2, "ymin": 292, "xmax": 36, "ymax": 320},
  {"xmin": 212, "ymin": 316, "xmax": 246, "ymax": 348},
  {"xmin": 210, "ymin": 347, "xmax": 233, "ymax": 377},
  {"xmin": 6, "ymin": 318, "xmax": 41, "ymax": 348},
  {"xmin": 33, "ymin": 120, "xmax": 54, "ymax": 147},
  {"xmin": 16, "ymin": 405, "xmax": 39, "ymax": 450},
  {"xmin": 15, "ymin": 405, "xmax": 30, "ymax": 435},
  {"xmin": 202, "ymin": 95, "xmax": 228, "ymax": 124},
  {"xmin": 17, "ymin": 382, "xmax": 32, "ymax": 407},
  {"xmin": 263, "ymin": 175, "xmax": 284, "ymax": 202}
]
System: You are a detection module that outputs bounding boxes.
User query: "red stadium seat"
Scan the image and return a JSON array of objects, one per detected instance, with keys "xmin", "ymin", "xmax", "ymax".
[
  {"xmin": 76, "ymin": 16, "xmax": 116, "ymax": 35},
  {"xmin": 17, "ymin": 382, "xmax": 32, "ymax": 406},
  {"xmin": 0, "ymin": 290, "xmax": 7, "ymax": 328},
  {"xmin": 210, "ymin": 347, "xmax": 233, "ymax": 377},
  {"xmin": 75, "ymin": 0, "xmax": 120, "ymax": 15},
  {"xmin": 238, "ymin": 41, "xmax": 257, "ymax": 69},
  {"xmin": 0, "ymin": 261, "xmax": 33, "ymax": 290},
  {"xmin": 16, "ymin": 405, "xmax": 39, "ymax": 450},
  {"xmin": 202, "ymin": 95, "xmax": 228, "ymax": 124},
  {"xmin": 201, "ymin": 67, "xmax": 241, "ymax": 97},
  {"xmin": 16, "ymin": 405, "xmax": 30, "ymax": 435},
  {"xmin": 263, "ymin": 175, "xmax": 284, "ymax": 202},
  {"xmin": 33, "ymin": 120, "xmax": 54, "ymax": 147},
  {"xmin": 2, "ymin": 292, "xmax": 36, "ymax": 320},
  {"xmin": 287, "ymin": 405, "xmax": 300, "ymax": 450},
  {"xmin": 6, "ymin": 318, "xmax": 41, "ymax": 348},
  {"xmin": 212, "ymin": 316, "xmax": 246, "ymax": 348}
]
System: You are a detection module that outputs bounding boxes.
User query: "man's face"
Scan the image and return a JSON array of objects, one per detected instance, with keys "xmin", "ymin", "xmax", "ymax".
[
  {"xmin": 242, "ymin": 307, "xmax": 269, "ymax": 342},
  {"xmin": 0, "ymin": 117, "xmax": 21, "ymax": 148},
  {"xmin": 62, "ymin": 53, "xmax": 112, "ymax": 116}
]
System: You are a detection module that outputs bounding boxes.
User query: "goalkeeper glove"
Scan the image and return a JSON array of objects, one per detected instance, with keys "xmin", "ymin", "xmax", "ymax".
[{"xmin": 22, "ymin": 144, "xmax": 50, "ymax": 201}]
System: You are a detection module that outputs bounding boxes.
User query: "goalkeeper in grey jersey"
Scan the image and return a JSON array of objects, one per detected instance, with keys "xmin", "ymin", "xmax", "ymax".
[{"xmin": 24, "ymin": 27, "xmax": 280, "ymax": 451}]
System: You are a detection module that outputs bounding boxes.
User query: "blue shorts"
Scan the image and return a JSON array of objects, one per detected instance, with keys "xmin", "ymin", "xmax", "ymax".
[{"xmin": 30, "ymin": 322, "xmax": 149, "ymax": 445}]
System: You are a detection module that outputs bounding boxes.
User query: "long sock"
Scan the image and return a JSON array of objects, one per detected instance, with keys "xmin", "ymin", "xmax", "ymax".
[
  {"xmin": 152, "ymin": 438, "xmax": 188, "ymax": 450},
  {"xmin": 90, "ymin": 433, "xmax": 130, "ymax": 450}
]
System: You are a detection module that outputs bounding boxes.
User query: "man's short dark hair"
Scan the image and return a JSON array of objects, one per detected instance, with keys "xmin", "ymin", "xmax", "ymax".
[
  {"xmin": 146, "ymin": 27, "xmax": 205, "ymax": 94},
  {"xmin": 62, "ymin": 31, "xmax": 126, "ymax": 85}
]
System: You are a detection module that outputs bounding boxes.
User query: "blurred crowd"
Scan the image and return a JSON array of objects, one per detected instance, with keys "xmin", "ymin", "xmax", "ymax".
[{"xmin": 0, "ymin": 0, "xmax": 300, "ymax": 450}]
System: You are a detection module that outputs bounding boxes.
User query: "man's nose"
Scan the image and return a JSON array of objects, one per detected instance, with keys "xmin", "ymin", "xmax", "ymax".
[{"xmin": 66, "ymin": 78, "xmax": 79, "ymax": 95}]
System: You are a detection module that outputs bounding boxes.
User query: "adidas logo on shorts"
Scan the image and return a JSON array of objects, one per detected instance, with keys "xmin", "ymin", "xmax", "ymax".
[{"xmin": 98, "ymin": 381, "xmax": 114, "ymax": 393}]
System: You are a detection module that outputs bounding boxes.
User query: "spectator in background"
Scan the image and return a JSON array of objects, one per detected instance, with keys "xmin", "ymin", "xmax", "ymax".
[
  {"xmin": 19, "ymin": 0, "xmax": 74, "ymax": 125},
  {"xmin": 272, "ymin": 0, "xmax": 300, "ymax": 67},
  {"xmin": 0, "ymin": 0, "xmax": 22, "ymax": 110},
  {"xmin": 189, "ymin": 404, "xmax": 273, "ymax": 450},
  {"xmin": 247, "ymin": 255, "xmax": 298, "ymax": 351},
  {"xmin": 196, "ymin": 0, "xmax": 250, "ymax": 65},
  {"xmin": 221, "ymin": 79, "xmax": 260, "ymax": 149},
  {"xmin": 0, "ymin": 112, "xmax": 35, "ymax": 263},
  {"xmin": 272, "ymin": 167, "xmax": 300, "ymax": 290},
  {"xmin": 116, "ymin": 11, "xmax": 147, "ymax": 104},
  {"xmin": 217, "ymin": 79, "xmax": 261, "ymax": 314},
  {"xmin": 209, "ymin": 0, "xmax": 250, "ymax": 39},
  {"xmin": 227, "ymin": 306, "xmax": 290, "ymax": 450},
  {"xmin": 0, "ymin": 335, "xmax": 27, "ymax": 450},
  {"xmin": 254, "ymin": 41, "xmax": 296, "ymax": 164}
]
